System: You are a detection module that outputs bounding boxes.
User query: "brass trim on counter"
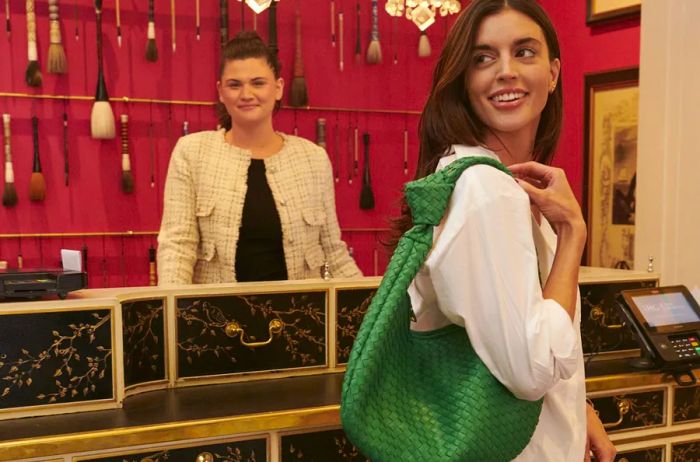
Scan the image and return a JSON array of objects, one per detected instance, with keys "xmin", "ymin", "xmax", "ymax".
[{"xmin": 0, "ymin": 405, "xmax": 340, "ymax": 462}]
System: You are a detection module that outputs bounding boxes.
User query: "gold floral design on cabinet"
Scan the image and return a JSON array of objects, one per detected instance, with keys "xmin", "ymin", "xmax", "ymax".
[
  {"xmin": 282, "ymin": 428, "xmax": 368, "ymax": 461},
  {"xmin": 0, "ymin": 310, "xmax": 113, "ymax": 409},
  {"xmin": 336, "ymin": 288, "xmax": 376, "ymax": 364},
  {"xmin": 589, "ymin": 389, "xmax": 665, "ymax": 433},
  {"xmin": 673, "ymin": 384, "xmax": 700, "ymax": 424},
  {"xmin": 122, "ymin": 299, "xmax": 166, "ymax": 388},
  {"xmin": 176, "ymin": 292, "xmax": 326, "ymax": 377}
]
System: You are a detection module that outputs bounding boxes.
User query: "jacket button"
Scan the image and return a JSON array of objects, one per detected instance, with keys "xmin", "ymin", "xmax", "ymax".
[
  {"xmin": 269, "ymin": 166, "xmax": 278, "ymax": 173},
  {"xmin": 280, "ymin": 200, "xmax": 286, "ymax": 206}
]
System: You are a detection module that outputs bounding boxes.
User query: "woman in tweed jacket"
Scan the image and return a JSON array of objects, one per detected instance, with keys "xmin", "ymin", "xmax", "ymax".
[{"xmin": 157, "ymin": 32, "xmax": 361, "ymax": 284}]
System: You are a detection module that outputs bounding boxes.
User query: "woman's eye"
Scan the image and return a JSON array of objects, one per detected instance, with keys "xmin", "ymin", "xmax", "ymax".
[
  {"xmin": 228, "ymin": 83, "xmax": 241, "ymax": 89},
  {"xmin": 517, "ymin": 48, "xmax": 536, "ymax": 58},
  {"xmin": 473, "ymin": 54, "xmax": 494, "ymax": 65}
]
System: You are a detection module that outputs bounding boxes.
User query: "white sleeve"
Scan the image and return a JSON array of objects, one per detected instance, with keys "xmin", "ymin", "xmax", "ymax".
[{"xmin": 426, "ymin": 165, "xmax": 579, "ymax": 401}]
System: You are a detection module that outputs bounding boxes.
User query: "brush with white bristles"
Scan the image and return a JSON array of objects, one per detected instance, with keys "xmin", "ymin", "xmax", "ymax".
[
  {"xmin": 366, "ymin": 0, "xmax": 382, "ymax": 64},
  {"xmin": 2, "ymin": 114, "xmax": 17, "ymax": 207},
  {"xmin": 90, "ymin": 0, "xmax": 115, "ymax": 139},
  {"xmin": 120, "ymin": 114, "xmax": 134, "ymax": 193},
  {"xmin": 418, "ymin": 31, "xmax": 431, "ymax": 57},
  {"xmin": 25, "ymin": 0, "xmax": 42, "ymax": 86},
  {"xmin": 145, "ymin": 0, "xmax": 158, "ymax": 61},
  {"xmin": 47, "ymin": 0, "xmax": 67, "ymax": 74}
]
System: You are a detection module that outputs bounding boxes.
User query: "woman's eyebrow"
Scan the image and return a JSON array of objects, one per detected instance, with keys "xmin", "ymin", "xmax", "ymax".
[{"xmin": 473, "ymin": 36, "xmax": 542, "ymax": 51}]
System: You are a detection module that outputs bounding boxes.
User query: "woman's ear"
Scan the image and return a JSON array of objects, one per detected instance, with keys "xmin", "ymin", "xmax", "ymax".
[
  {"xmin": 276, "ymin": 77, "xmax": 285, "ymax": 101},
  {"xmin": 549, "ymin": 58, "xmax": 561, "ymax": 90},
  {"xmin": 216, "ymin": 81, "xmax": 224, "ymax": 103}
]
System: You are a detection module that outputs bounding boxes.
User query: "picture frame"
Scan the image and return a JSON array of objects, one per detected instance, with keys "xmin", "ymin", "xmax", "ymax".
[
  {"xmin": 583, "ymin": 67, "xmax": 639, "ymax": 269},
  {"xmin": 586, "ymin": 0, "xmax": 641, "ymax": 25}
]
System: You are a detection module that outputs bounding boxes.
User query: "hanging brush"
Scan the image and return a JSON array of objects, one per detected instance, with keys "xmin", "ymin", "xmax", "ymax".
[
  {"xmin": 289, "ymin": 5, "xmax": 308, "ymax": 107},
  {"xmin": 25, "ymin": 0, "xmax": 42, "ymax": 87},
  {"xmin": 29, "ymin": 116, "xmax": 46, "ymax": 202},
  {"xmin": 403, "ymin": 124, "xmax": 409, "ymax": 175},
  {"xmin": 366, "ymin": 0, "xmax": 382, "ymax": 64},
  {"xmin": 73, "ymin": 0, "xmax": 79, "ymax": 40},
  {"xmin": 63, "ymin": 109, "xmax": 69, "ymax": 185},
  {"xmin": 418, "ymin": 31, "xmax": 431, "ymax": 57},
  {"xmin": 338, "ymin": 9, "xmax": 344, "ymax": 71},
  {"xmin": 219, "ymin": 0, "xmax": 228, "ymax": 48},
  {"xmin": 316, "ymin": 118, "xmax": 326, "ymax": 149},
  {"xmin": 145, "ymin": 0, "xmax": 158, "ymax": 61},
  {"xmin": 359, "ymin": 132, "xmax": 374, "ymax": 210},
  {"xmin": 115, "ymin": 0, "xmax": 121, "ymax": 47},
  {"xmin": 170, "ymin": 0, "xmax": 176, "ymax": 52},
  {"xmin": 354, "ymin": 1, "xmax": 361, "ymax": 63},
  {"xmin": 182, "ymin": 120, "xmax": 189, "ymax": 136},
  {"xmin": 91, "ymin": 0, "xmax": 115, "ymax": 139},
  {"xmin": 268, "ymin": 0, "xmax": 278, "ymax": 56},
  {"xmin": 330, "ymin": 0, "xmax": 335, "ymax": 47},
  {"xmin": 148, "ymin": 244, "xmax": 156, "ymax": 285},
  {"xmin": 120, "ymin": 114, "xmax": 134, "ymax": 193},
  {"xmin": 195, "ymin": 0, "xmax": 200, "ymax": 40},
  {"xmin": 47, "ymin": 0, "xmax": 67, "ymax": 74},
  {"xmin": 2, "ymin": 114, "xmax": 17, "ymax": 207},
  {"xmin": 5, "ymin": 0, "xmax": 10, "ymax": 38},
  {"xmin": 17, "ymin": 238, "xmax": 23, "ymax": 269}
]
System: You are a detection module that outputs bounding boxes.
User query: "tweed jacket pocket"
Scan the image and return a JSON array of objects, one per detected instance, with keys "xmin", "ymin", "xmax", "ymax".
[
  {"xmin": 304, "ymin": 244, "xmax": 324, "ymax": 278},
  {"xmin": 302, "ymin": 207, "xmax": 325, "ymax": 226},
  {"xmin": 195, "ymin": 200, "xmax": 217, "ymax": 262}
]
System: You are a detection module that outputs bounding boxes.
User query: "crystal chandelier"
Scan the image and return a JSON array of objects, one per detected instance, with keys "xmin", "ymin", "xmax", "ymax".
[
  {"xmin": 243, "ymin": 0, "xmax": 279, "ymax": 14},
  {"xmin": 385, "ymin": 0, "xmax": 462, "ymax": 31}
]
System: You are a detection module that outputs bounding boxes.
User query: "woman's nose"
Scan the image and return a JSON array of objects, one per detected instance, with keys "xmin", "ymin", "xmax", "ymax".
[
  {"xmin": 240, "ymin": 84, "xmax": 253, "ymax": 98},
  {"xmin": 497, "ymin": 57, "xmax": 518, "ymax": 81}
]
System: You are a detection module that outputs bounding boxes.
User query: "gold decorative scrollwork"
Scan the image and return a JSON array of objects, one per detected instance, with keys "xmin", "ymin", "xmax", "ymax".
[
  {"xmin": 589, "ymin": 306, "xmax": 624, "ymax": 329},
  {"xmin": 225, "ymin": 319, "xmax": 284, "ymax": 348},
  {"xmin": 196, "ymin": 452, "xmax": 214, "ymax": 462}
]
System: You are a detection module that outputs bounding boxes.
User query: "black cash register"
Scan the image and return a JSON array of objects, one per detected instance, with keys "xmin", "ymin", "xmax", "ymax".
[
  {"xmin": 618, "ymin": 285, "xmax": 700, "ymax": 385},
  {"xmin": 0, "ymin": 269, "xmax": 87, "ymax": 300}
]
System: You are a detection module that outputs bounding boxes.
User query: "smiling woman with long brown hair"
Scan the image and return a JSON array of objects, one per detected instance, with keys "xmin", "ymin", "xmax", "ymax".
[
  {"xmin": 157, "ymin": 32, "xmax": 360, "ymax": 285},
  {"xmin": 396, "ymin": 0, "xmax": 615, "ymax": 460}
]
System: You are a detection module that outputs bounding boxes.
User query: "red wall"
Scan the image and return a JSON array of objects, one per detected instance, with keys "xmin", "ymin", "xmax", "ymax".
[{"xmin": 0, "ymin": 0, "xmax": 639, "ymax": 287}]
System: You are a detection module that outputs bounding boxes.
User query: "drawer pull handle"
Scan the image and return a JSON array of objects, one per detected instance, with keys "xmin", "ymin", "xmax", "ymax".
[
  {"xmin": 225, "ymin": 319, "xmax": 284, "ymax": 348},
  {"xmin": 196, "ymin": 452, "xmax": 214, "ymax": 462},
  {"xmin": 602, "ymin": 398, "xmax": 631, "ymax": 429},
  {"xmin": 589, "ymin": 307, "xmax": 624, "ymax": 329}
]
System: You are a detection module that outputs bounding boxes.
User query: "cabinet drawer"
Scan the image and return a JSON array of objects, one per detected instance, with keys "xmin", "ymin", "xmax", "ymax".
[
  {"xmin": 616, "ymin": 446, "xmax": 664, "ymax": 462},
  {"xmin": 176, "ymin": 291, "xmax": 327, "ymax": 379},
  {"xmin": 74, "ymin": 436, "xmax": 267, "ymax": 462},
  {"xmin": 588, "ymin": 388, "xmax": 666, "ymax": 433},
  {"xmin": 0, "ymin": 307, "xmax": 116, "ymax": 419},
  {"xmin": 280, "ymin": 427, "xmax": 368, "ymax": 461},
  {"xmin": 122, "ymin": 298, "xmax": 167, "ymax": 390},
  {"xmin": 336, "ymin": 288, "xmax": 375, "ymax": 365},
  {"xmin": 673, "ymin": 384, "xmax": 700, "ymax": 424},
  {"xmin": 581, "ymin": 280, "xmax": 657, "ymax": 357}
]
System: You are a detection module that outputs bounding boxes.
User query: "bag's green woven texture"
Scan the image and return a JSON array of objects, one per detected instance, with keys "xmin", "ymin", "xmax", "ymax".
[{"xmin": 341, "ymin": 156, "xmax": 543, "ymax": 462}]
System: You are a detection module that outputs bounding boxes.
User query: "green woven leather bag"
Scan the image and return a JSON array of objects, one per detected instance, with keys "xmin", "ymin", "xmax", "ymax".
[{"xmin": 341, "ymin": 156, "xmax": 543, "ymax": 462}]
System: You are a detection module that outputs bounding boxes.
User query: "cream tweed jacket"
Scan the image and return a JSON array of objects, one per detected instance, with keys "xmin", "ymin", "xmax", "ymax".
[{"xmin": 157, "ymin": 130, "xmax": 362, "ymax": 284}]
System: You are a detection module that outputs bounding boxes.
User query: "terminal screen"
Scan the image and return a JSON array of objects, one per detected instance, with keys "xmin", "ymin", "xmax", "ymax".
[{"xmin": 632, "ymin": 292, "xmax": 700, "ymax": 327}]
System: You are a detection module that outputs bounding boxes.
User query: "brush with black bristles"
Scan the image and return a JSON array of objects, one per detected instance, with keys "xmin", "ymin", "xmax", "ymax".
[
  {"xmin": 47, "ymin": 0, "xmax": 67, "ymax": 74},
  {"xmin": 29, "ymin": 116, "xmax": 46, "ymax": 202},
  {"xmin": 366, "ymin": 0, "xmax": 382, "ymax": 64},
  {"xmin": 359, "ymin": 132, "xmax": 374, "ymax": 210},
  {"xmin": 2, "ymin": 114, "xmax": 17, "ymax": 207},
  {"xmin": 219, "ymin": 0, "xmax": 228, "ymax": 48},
  {"xmin": 268, "ymin": 0, "xmax": 278, "ymax": 56},
  {"xmin": 148, "ymin": 244, "xmax": 156, "ymax": 286},
  {"xmin": 90, "ymin": 0, "xmax": 115, "ymax": 139},
  {"xmin": 145, "ymin": 0, "xmax": 158, "ymax": 61},
  {"xmin": 120, "ymin": 114, "xmax": 134, "ymax": 193},
  {"xmin": 289, "ymin": 6, "xmax": 308, "ymax": 107},
  {"xmin": 25, "ymin": 0, "xmax": 42, "ymax": 86}
]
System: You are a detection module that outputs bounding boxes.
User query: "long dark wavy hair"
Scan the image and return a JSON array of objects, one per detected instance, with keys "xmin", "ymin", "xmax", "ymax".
[
  {"xmin": 216, "ymin": 31, "xmax": 282, "ymax": 130},
  {"xmin": 388, "ymin": 0, "xmax": 563, "ymax": 251}
]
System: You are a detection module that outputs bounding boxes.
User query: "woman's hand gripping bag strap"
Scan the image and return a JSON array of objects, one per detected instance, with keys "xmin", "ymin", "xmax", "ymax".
[{"xmin": 341, "ymin": 156, "xmax": 543, "ymax": 462}]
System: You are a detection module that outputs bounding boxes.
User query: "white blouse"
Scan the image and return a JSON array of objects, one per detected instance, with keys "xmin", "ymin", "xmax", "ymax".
[{"xmin": 408, "ymin": 145, "xmax": 586, "ymax": 461}]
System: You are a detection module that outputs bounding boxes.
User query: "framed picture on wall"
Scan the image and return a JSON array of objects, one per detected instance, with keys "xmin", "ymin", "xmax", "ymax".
[
  {"xmin": 587, "ymin": 0, "xmax": 641, "ymax": 24},
  {"xmin": 583, "ymin": 67, "xmax": 639, "ymax": 269}
]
